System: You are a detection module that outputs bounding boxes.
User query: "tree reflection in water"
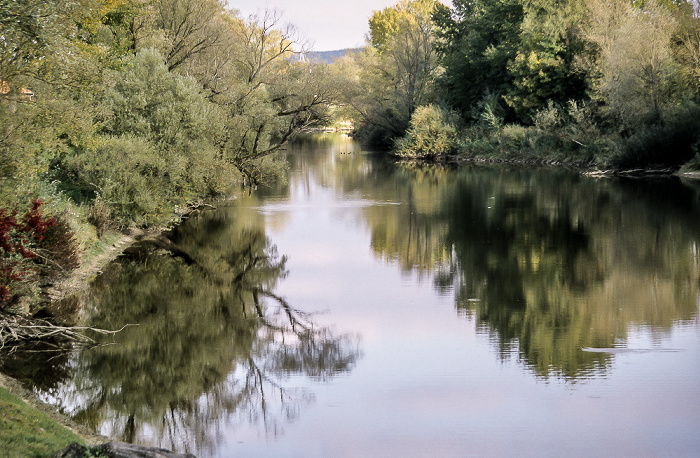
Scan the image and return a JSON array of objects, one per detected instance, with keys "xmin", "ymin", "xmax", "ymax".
[
  {"xmin": 362, "ymin": 163, "xmax": 700, "ymax": 380},
  {"xmin": 273, "ymin": 137, "xmax": 699, "ymax": 381},
  {"xmin": 39, "ymin": 212, "xmax": 360, "ymax": 455}
]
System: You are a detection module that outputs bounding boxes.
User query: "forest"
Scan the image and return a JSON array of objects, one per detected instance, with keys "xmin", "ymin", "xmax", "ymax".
[{"xmin": 2, "ymin": 0, "xmax": 700, "ymax": 310}]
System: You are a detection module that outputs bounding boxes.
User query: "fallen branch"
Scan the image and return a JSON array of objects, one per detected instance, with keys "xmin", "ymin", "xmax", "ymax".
[{"xmin": 0, "ymin": 314, "xmax": 132, "ymax": 352}]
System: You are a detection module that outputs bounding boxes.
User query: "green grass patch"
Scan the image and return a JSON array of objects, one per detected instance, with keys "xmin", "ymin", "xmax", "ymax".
[{"xmin": 0, "ymin": 387, "xmax": 84, "ymax": 458}]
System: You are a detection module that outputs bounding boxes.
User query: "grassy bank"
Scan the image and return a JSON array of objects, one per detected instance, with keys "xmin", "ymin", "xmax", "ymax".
[{"xmin": 0, "ymin": 385, "xmax": 87, "ymax": 458}]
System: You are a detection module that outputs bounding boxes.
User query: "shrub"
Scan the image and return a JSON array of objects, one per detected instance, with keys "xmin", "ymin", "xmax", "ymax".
[
  {"xmin": 35, "ymin": 213, "xmax": 80, "ymax": 280},
  {"xmin": 679, "ymin": 137, "xmax": 700, "ymax": 172},
  {"xmin": 499, "ymin": 124, "xmax": 529, "ymax": 144},
  {"xmin": 475, "ymin": 91, "xmax": 505, "ymax": 130},
  {"xmin": 605, "ymin": 104, "xmax": 700, "ymax": 169},
  {"xmin": 0, "ymin": 200, "xmax": 56, "ymax": 307},
  {"xmin": 533, "ymin": 101, "xmax": 562, "ymax": 131},
  {"xmin": 52, "ymin": 48, "xmax": 236, "ymax": 227},
  {"xmin": 86, "ymin": 195, "xmax": 112, "ymax": 238},
  {"xmin": 394, "ymin": 105, "xmax": 460, "ymax": 159}
]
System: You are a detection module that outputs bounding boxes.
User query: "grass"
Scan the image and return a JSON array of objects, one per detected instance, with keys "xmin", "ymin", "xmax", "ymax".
[{"xmin": 0, "ymin": 386, "xmax": 84, "ymax": 458}]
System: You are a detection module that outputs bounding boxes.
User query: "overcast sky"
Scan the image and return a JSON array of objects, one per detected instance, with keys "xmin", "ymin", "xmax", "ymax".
[{"xmin": 227, "ymin": 0, "xmax": 401, "ymax": 51}]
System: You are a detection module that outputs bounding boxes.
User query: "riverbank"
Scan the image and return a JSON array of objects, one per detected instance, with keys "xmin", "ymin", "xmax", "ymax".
[
  {"xmin": 0, "ymin": 225, "xmax": 140, "ymax": 457},
  {"xmin": 0, "ymin": 372, "xmax": 106, "ymax": 456},
  {"xmin": 387, "ymin": 103, "xmax": 700, "ymax": 174},
  {"xmin": 449, "ymin": 154, "xmax": 700, "ymax": 179},
  {"xmin": 0, "ymin": 201, "xmax": 223, "ymax": 456}
]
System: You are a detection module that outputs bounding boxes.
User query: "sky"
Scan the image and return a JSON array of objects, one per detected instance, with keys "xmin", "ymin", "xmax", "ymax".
[{"xmin": 227, "ymin": 0, "xmax": 401, "ymax": 51}]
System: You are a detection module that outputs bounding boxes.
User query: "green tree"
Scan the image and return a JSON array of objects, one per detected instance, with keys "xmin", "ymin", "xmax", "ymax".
[
  {"xmin": 150, "ymin": 0, "xmax": 229, "ymax": 71},
  {"xmin": 504, "ymin": 0, "xmax": 590, "ymax": 121},
  {"xmin": 346, "ymin": 0, "xmax": 441, "ymax": 145},
  {"xmin": 59, "ymin": 48, "xmax": 231, "ymax": 226},
  {"xmin": 433, "ymin": 0, "xmax": 525, "ymax": 119},
  {"xmin": 206, "ymin": 10, "xmax": 340, "ymax": 186},
  {"xmin": 586, "ymin": 0, "xmax": 683, "ymax": 127},
  {"xmin": 434, "ymin": 0, "xmax": 591, "ymax": 123}
]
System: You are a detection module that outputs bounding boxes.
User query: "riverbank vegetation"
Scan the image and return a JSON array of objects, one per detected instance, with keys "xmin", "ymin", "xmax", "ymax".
[
  {"xmin": 1, "ymin": 0, "xmax": 340, "ymax": 313},
  {"xmin": 4, "ymin": 0, "xmax": 699, "ymax": 313},
  {"xmin": 339, "ymin": 0, "xmax": 700, "ymax": 171}
]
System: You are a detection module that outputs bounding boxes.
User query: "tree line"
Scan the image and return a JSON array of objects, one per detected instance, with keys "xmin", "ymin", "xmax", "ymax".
[
  {"xmin": 340, "ymin": 0, "xmax": 700, "ymax": 170},
  {"xmin": 0, "ymin": 0, "xmax": 341, "ymax": 309},
  {"xmin": 2, "ymin": 0, "xmax": 700, "ymax": 309}
]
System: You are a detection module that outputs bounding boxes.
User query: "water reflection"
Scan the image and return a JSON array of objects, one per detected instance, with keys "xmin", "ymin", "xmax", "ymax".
[
  {"xmin": 33, "ymin": 208, "xmax": 360, "ymax": 455},
  {"xmin": 4, "ymin": 134, "xmax": 699, "ymax": 456},
  {"xmin": 357, "ymin": 162, "xmax": 700, "ymax": 379},
  {"xmin": 282, "ymin": 135, "xmax": 699, "ymax": 380}
]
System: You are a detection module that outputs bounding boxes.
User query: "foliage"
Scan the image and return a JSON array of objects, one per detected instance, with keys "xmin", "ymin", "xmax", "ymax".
[
  {"xmin": 395, "ymin": 104, "xmax": 460, "ymax": 159},
  {"xmin": 586, "ymin": 0, "xmax": 684, "ymax": 128},
  {"xmin": 36, "ymin": 214, "xmax": 81, "ymax": 279},
  {"xmin": 603, "ymin": 103, "xmax": 700, "ymax": 168},
  {"xmin": 0, "ymin": 103, "xmax": 40, "ymax": 206},
  {"xmin": 434, "ymin": 0, "xmax": 590, "ymax": 123},
  {"xmin": 503, "ymin": 0, "xmax": 590, "ymax": 121},
  {"xmin": 172, "ymin": 8, "xmax": 341, "ymax": 186},
  {"xmin": 150, "ymin": 0, "xmax": 228, "ymax": 71},
  {"xmin": 342, "ymin": 0, "xmax": 441, "ymax": 145},
  {"xmin": 433, "ymin": 0, "xmax": 525, "ymax": 119},
  {"xmin": 423, "ymin": 0, "xmax": 700, "ymax": 168},
  {"xmin": 56, "ymin": 48, "xmax": 233, "ymax": 226},
  {"xmin": 0, "ymin": 200, "xmax": 56, "ymax": 307},
  {"xmin": 0, "ymin": 0, "xmax": 55, "ymax": 84}
]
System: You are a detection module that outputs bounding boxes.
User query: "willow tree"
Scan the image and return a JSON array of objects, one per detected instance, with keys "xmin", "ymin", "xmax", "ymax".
[
  {"xmin": 142, "ymin": 3, "xmax": 340, "ymax": 185},
  {"xmin": 203, "ymin": 10, "xmax": 340, "ymax": 186}
]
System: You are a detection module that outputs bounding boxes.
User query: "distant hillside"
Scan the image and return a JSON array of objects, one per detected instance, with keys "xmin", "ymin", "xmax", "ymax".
[{"xmin": 296, "ymin": 48, "xmax": 363, "ymax": 64}]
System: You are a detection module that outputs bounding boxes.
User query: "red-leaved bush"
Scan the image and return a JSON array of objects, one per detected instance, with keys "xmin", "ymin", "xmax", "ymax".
[{"xmin": 0, "ymin": 200, "xmax": 56, "ymax": 307}]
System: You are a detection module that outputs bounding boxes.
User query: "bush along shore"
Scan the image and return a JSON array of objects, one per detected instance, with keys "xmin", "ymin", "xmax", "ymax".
[{"xmin": 387, "ymin": 102, "xmax": 700, "ymax": 175}]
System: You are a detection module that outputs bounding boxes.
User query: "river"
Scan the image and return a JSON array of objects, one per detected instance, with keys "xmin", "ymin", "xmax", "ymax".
[{"xmin": 7, "ymin": 134, "xmax": 700, "ymax": 456}]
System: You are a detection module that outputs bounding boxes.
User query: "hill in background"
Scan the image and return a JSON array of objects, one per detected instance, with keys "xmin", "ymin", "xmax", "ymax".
[{"xmin": 296, "ymin": 48, "xmax": 363, "ymax": 64}]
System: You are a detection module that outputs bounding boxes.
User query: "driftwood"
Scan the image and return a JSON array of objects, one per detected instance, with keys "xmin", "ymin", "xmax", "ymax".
[
  {"xmin": 0, "ymin": 313, "xmax": 130, "ymax": 352},
  {"xmin": 55, "ymin": 441, "xmax": 195, "ymax": 458}
]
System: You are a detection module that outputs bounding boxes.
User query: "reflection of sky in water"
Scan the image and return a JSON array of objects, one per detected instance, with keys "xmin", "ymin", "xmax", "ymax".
[{"xmin": 222, "ymin": 137, "xmax": 700, "ymax": 456}]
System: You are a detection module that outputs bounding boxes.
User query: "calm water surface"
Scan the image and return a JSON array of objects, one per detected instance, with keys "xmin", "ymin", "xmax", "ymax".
[{"xmin": 14, "ymin": 135, "xmax": 700, "ymax": 456}]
